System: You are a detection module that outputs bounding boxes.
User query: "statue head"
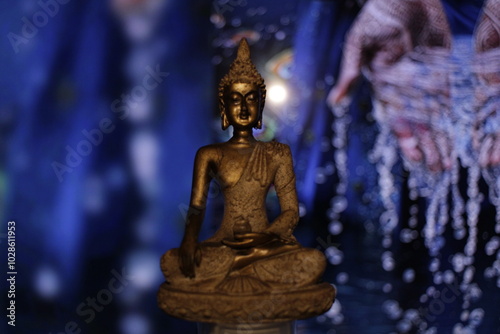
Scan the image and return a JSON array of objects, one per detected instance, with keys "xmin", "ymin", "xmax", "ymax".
[{"xmin": 218, "ymin": 38, "xmax": 266, "ymax": 130}]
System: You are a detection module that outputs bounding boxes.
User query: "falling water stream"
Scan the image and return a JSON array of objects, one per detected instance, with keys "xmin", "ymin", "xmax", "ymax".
[{"xmin": 324, "ymin": 35, "xmax": 500, "ymax": 333}]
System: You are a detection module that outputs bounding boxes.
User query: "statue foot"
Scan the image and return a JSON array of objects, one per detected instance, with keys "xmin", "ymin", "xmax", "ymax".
[{"xmin": 253, "ymin": 248, "xmax": 327, "ymax": 288}]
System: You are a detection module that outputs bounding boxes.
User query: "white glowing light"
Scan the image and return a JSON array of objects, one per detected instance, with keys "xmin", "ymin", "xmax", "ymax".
[
  {"xmin": 268, "ymin": 84, "xmax": 288, "ymax": 104},
  {"xmin": 34, "ymin": 266, "xmax": 60, "ymax": 299}
]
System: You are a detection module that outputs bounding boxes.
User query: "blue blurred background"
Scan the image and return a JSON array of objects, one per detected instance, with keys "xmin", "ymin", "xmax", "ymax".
[{"xmin": 1, "ymin": 0, "xmax": 499, "ymax": 333}]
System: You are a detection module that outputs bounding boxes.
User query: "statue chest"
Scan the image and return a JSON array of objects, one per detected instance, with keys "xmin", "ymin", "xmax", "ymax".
[{"xmin": 214, "ymin": 147, "xmax": 277, "ymax": 189}]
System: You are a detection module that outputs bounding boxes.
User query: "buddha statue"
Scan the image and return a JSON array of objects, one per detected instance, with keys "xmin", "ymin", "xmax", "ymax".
[{"xmin": 158, "ymin": 38, "xmax": 335, "ymax": 325}]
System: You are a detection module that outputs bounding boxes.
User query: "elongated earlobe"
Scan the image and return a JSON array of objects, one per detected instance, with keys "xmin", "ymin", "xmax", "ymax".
[
  {"xmin": 221, "ymin": 112, "xmax": 229, "ymax": 130},
  {"xmin": 255, "ymin": 119, "xmax": 262, "ymax": 129}
]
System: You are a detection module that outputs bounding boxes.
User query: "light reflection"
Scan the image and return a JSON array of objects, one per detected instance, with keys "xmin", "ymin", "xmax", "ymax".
[
  {"xmin": 83, "ymin": 175, "xmax": 105, "ymax": 215},
  {"xmin": 129, "ymin": 131, "xmax": 159, "ymax": 198},
  {"xmin": 324, "ymin": 299, "xmax": 344, "ymax": 325},
  {"xmin": 402, "ymin": 268, "xmax": 415, "ymax": 283},
  {"xmin": 328, "ymin": 221, "xmax": 343, "ymax": 235},
  {"xmin": 125, "ymin": 250, "xmax": 161, "ymax": 290},
  {"xmin": 119, "ymin": 313, "xmax": 150, "ymax": 334},
  {"xmin": 336, "ymin": 272, "xmax": 349, "ymax": 285},
  {"xmin": 267, "ymin": 84, "xmax": 288, "ymax": 104},
  {"xmin": 34, "ymin": 266, "xmax": 60, "ymax": 300},
  {"xmin": 325, "ymin": 246, "xmax": 344, "ymax": 265}
]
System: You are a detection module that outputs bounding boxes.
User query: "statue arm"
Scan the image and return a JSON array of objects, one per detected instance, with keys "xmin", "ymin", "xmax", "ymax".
[
  {"xmin": 266, "ymin": 144, "xmax": 299, "ymax": 240},
  {"xmin": 179, "ymin": 146, "xmax": 215, "ymax": 277},
  {"xmin": 186, "ymin": 146, "xmax": 215, "ymax": 238}
]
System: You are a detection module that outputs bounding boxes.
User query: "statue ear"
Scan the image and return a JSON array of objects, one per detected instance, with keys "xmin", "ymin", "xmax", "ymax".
[
  {"xmin": 255, "ymin": 93, "xmax": 264, "ymax": 129},
  {"xmin": 260, "ymin": 92, "xmax": 266, "ymax": 113},
  {"xmin": 221, "ymin": 111, "xmax": 229, "ymax": 130},
  {"xmin": 255, "ymin": 117, "xmax": 262, "ymax": 129},
  {"xmin": 219, "ymin": 99, "xmax": 230, "ymax": 130}
]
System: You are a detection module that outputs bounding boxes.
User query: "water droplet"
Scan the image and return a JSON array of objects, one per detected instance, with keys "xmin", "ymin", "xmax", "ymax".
[
  {"xmin": 452, "ymin": 253, "xmax": 466, "ymax": 273},
  {"xmin": 266, "ymin": 24, "xmax": 278, "ymax": 33},
  {"xmin": 325, "ymin": 298, "xmax": 342, "ymax": 318},
  {"xmin": 454, "ymin": 228, "xmax": 466, "ymax": 240},
  {"xmin": 400, "ymin": 228, "xmax": 416, "ymax": 243},
  {"xmin": 483, "ymin": 267, "xmax": 495, "ymax": 279},
  {"xmin": 469, "ymin": 308, "xmax": 484, "ymax": 327},
  {"xmin": 424, "ymin": 326, "xmax": 437, "ymax": 334},
  {"xmin": 426, "ymin": 286, "xmax": 436, "ymax": 297},
  {"xmin": 329, "ymin": 221, "xmax": 343, "ymax": 235},
  {"xmin": 280, "ymin": 16, "xmax": 290, "ymax": 25},
  {"xmin": 316, "ymin": 315, "xmax": 326, "ymax": 323},
  {"xmin": 330, "ymin": 196, "xmax": 348, "ymax": 213},
  {"xmin": 429, "ymin": 258, "xmax": 440, "ymax": 272},
  {"xmin": 397, "ymin": 319, "xmax": 412, "ymax": 332},
  {"xmin": 404, "ymin": 309, "xmax": 419, "ymax": 321},
  {"xmin": 383, "ymin": 236, "xmax": 392, "ymax": 248},
  {"xmin": 382, "ymin": 252, "xmax": 395, "ymax": 272},
  {"xmin": 403, "ymin": 268, "xmax": 416, "ymax": 283},
  {"xmin": 433, "ymin": 271, "xmax": 443, "ymax": 285},
  {"xmin": 246, "ymin": 8, "xmax": 257, "ymax": 17},
  {"xmin": 212, "ymin": 55, "xmax": 222, "ymax": 65},
  {"xmin": 467, "ymin": 284, "xmax": 482, "ymax": 301},
  {"xmin": 325, "ymin": 162, "xmax": 335, "ymax": 175},
  {"xmin": 231, "ymin": 17, "xmax": 241, "ymax": 27},
  {"xmin": 336, "ymin": 272, "xmax": 349, "ymax": 285},
  {"xmin": 275, "ymin": 31, "xmax": 286, "ymax": 41},
  {"xmin": 256, "ymin": 6, "xmax": 267, "ymax": 15},
  {"xmin": 443, "ymin": 270, "xmax": 455, "ymax": 284},
  {"xmin": 210, "ymin": 14, "xmax": 226, "ymax": 28},
  {"xmin": 460, "ymin": 310, "xmax": 469, "ymax": 322},
  {"xmin": 34, "ymin": 266, "xmax": 61, "ymax": 299},
  {"xmin": 464, "ymin": 267, "xmax": 475, "ymax": 284},
  {"xmin": 326, "ymin": 246, "xmax": 343, "ymax": 265},
  {"xmin": 315, "ymin": 168, "xmax": 326, "ymax": 184},
  {"xmin": 485, "ymin": 236, "xmax": 500, "ymax": 256},
  {"xmin": 383, "ymin": 300, "xmax": 402, "ymax": 319},
  {"xmin": 298, "ymin": 203, "xmax": 306, "ymax": 217},
  {"xmin": 332, "ymin": 314, "xmax": 344, "ymax": 324},
  {"xmin": 409, "ymin": 216, "xmax": 418, "ymax": 228}
]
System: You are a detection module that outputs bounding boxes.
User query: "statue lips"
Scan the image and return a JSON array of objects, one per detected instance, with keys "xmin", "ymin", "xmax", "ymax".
[{"xmin": 239, "ymin": 108, "xmax": 249, "ymax": 120}]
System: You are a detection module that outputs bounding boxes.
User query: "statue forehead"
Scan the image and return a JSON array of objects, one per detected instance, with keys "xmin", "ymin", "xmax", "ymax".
[{"xmin": 225, "ymin": 82, "xmax": 260, "ymax": 95}]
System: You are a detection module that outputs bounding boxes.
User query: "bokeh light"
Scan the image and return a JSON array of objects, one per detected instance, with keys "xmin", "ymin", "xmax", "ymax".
[{"xmin": 267, "ymin": 84, "xmax": 288, "ymax": 104}]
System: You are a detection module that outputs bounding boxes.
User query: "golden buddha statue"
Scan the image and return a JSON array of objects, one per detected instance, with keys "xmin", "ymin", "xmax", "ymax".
[{"xmin": 158, "ymin": 38, "xmax": 335, "ymax": 324}]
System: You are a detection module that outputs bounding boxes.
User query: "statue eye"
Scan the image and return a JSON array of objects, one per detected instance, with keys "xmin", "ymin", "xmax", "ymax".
[
  {"xmin": 247, "ymin": 94, "xmax": 257, "ymax": 102},
  {"xmin": 230, "ymin": 95, "xmax": 241, "ymax": 104}
]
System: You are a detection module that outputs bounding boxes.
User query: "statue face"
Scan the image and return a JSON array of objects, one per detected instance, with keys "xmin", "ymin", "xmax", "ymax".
[{"xmin": 224, "ymin": 83, "xmax": 261, "ymax": 129}]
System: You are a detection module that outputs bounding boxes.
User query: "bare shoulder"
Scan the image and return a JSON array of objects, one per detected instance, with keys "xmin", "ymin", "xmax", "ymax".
[{"xmin": 195, "ymin": 143, "xmax": 223, "ymax": 164}]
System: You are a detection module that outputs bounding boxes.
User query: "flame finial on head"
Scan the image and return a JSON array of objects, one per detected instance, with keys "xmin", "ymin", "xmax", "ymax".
[
  {"xmin": 218, "ymin": 38, "xmax": 266, "ymax": 112},
  {"xmin": 235, "ymin": 37, "xmax": 251, "ymax": 61}
]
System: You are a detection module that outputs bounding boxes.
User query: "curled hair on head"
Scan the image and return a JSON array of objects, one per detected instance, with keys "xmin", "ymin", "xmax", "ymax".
[{"xmin": 218, "ymin": 38, "xmax": 267, "ymax": 119}]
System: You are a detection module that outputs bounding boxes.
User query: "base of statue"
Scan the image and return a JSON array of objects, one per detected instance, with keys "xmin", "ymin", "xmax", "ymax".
[
  {"xmin": 197, "ymin": 321, "xmax": 295, "ymax": 334},
  {"xmin": 158, "ymin": 282, "xmax": 335, "ymax": 324}
]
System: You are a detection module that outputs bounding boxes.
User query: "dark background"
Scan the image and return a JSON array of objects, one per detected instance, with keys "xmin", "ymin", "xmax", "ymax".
[{"xmin": 0, "ymin": 0, "xmax": 499, "ymax": 333}]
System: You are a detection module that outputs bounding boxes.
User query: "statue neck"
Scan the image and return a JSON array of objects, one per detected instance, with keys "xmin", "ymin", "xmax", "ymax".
[{"xmin": 230, "ymin": 129, "xmax": 256, "ymax": 145}]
